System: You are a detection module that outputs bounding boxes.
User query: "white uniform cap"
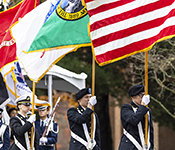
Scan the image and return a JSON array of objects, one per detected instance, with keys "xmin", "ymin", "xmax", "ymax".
[
  {"xmin": 37, "ymin": 106, "xmax": 48, "ymax": 111},
  {"xmin": 15, "ymin": 94, "xmax": 31, "ymax": 104}
]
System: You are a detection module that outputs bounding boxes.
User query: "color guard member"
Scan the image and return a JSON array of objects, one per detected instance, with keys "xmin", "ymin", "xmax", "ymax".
[
  {"xmin": 118, "ymin": 85, "xmax": 154, "ymax": 150},
  {"xmin": 9, "ymin": 95, "xmax": 39, "ymax": 150},
  {"xmin": 0, "ymin": 108, "xmax": 10, "ymax": 150},
  {"xmin": 67, "ymin": 88, "xmax": 101, "ymax": 150},
  {"xmin": 35, "ymin": 106, "xmax": 58, "ymax": 150}
]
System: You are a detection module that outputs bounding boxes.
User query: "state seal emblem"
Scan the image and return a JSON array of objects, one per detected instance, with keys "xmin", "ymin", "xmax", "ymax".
[{"xmin": 56, "ymin": 0, "xmax": 87, "ymax": 21}]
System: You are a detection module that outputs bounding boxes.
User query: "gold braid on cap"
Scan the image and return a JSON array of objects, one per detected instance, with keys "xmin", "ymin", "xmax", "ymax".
[{"xmin": 17, "ymin": 101, "xmax": 31, "ymax": 104}]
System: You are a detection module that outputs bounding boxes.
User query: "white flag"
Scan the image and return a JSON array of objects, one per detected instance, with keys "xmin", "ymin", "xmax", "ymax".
[{"xmin": 1, "ymin": 61, "xmax": 50, "ymax": 108}]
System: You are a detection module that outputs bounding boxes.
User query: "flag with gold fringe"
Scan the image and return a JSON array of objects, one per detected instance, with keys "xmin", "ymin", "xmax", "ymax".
[
  {"xmin": 11, "ymin": 0, "xmax": 91, "ymax": 82},
  {"xmin": 85, "ymin": 0, "xmax": 175, "ymax": 66}
]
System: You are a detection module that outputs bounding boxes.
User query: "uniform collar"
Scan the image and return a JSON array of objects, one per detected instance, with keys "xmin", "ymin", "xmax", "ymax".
[
  {"xmin": 18, "ymin": 112, "xmax": 27, "ymax": 118},
  {"xmin": 77, "ymin": 105, "xmax": 85, "ymax": 113},
  {"xmin": 17, "ymin": 113, "xmax": 28, "ymax": 121},
  {"xmin": 130, "ymin": 101, "xmax": 139, "ymax": 108},
  {"xmin": 40, "ymin": 118, "xmax": 48, "ymax": 126}
]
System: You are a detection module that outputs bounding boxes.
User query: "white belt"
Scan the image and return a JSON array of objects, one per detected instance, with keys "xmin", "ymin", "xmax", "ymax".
[
  {"xmin": 71, "ymin": 131, "xmax": 87, "ymax": 146},
  {"xmin": 14, "ymin": 136, "xmax": 26, "ymax": 150},
  {"xmin": 76, "ymin": 110, "xmax": 96, "ymax": 150},
  {"xmin": 123, "ymin": 129, "xmax": 143, "ymax": 150},
  {"xmin": 0, "ymin": 143, "xmax": 3, "ymax": 148},
  {"xmin": 71, "ymin": 130, "xmax": 97, "ymax": 150},
  {"xmin": 71, "ymin": 131, "xmax": 96, "ymax": 150},
  {"xmin": 125, "ymin": 107, "xmax": 151, "ymax": 150},
  {"xmin": 39, "ymin": 143, "xmax": 54, "ymax": 146},
  {"xmin": 16, "ymin": 116, "xmax": 31, "ymax": 150}
]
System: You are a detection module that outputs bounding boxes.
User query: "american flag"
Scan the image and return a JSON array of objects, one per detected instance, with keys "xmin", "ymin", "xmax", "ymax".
[{"xmin": 85, "ymin": 0, "xmax": 175, "ymax": 66}]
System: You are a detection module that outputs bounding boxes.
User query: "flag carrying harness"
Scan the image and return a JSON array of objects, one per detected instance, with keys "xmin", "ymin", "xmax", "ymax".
[
  {"xmin": 71, "ymin": 109, "xmax": 96, "ymax": 150},
  {"xmin": 13, "ymin": 115, "xmax": 35, "ymax": 150},
  {"xmin": 123, "ymin": 107, "xmax": 150, "ymax": 150}
]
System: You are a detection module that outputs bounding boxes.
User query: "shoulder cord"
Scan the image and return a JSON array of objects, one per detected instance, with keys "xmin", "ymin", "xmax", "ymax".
[{"xmin": 46, "ymin": 113, "xmax": 59, "ymax": 136}]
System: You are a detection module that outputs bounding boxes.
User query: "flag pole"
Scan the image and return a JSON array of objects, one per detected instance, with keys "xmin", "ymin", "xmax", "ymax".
[
  {"xmin": 145, "ymin": 51, "xmax": 148, "ymax": 148},
  {"xmin": 91, "ymin": 55, "xmax": 95, "ymax": 140},
  {"xmin": 11, "ymin": 67, "xmax": 17, "ymax": 99},
  {"xmin": 31, "ymin": 81, "xmax": 36, "ymax": 149}
]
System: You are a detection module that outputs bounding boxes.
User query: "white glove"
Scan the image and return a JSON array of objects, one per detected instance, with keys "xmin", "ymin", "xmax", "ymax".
[
  {"xmin": 27, "ymin": 114, "xmax": 36, "ymax": 123},
  {"xmin": 40, "ymin": 137, "xmax": 47, "ymax": 144},
  {"xmin": 89, "ymin": 96, "xmax": 97, "ymax": 106},
  {"xmin": 142, "ymin": 95, "xmax": 150, "ymax": 105},
  {"xmin": 86, "ymin": 139, "xmax": 96, "ymax": 150}
]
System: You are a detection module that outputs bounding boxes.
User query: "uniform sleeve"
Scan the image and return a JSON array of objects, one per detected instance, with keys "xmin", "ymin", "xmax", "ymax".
[
  {"xmin": 3, "ymin": 125, "xmax": 10, "ymax": 150},
  {"xmin": 121, "ymin": 104, "xmax": 149, "ymax": 126},
  {"xmin": 47, "ymin": 122, "xmax": 58, "ymax": 144},
  {"xmin": 67, "ymin": 107, "xmax": 93, "ymax": 124},
  {"xmin": 10, "ymin": 117, "xmax": 33, "ymax": 136}
]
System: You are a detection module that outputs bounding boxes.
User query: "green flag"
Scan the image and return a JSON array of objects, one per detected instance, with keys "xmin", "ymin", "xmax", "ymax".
[{"xmin": 11, "ymin": 0, "xmax": 91, "ymax": 81}]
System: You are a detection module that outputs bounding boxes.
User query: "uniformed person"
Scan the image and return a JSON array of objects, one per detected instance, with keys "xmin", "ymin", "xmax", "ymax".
[
  {"xmin": 9, "ymin": 95, "xmax": 39, "ymax": 150},
  {"xmin": 0, "ymin": 108, "xmax": 10, "ymax": 150},
  {"xmin": 35, "ymin": 106, "xmax": 58, "ymax": 150},
  {"xmin": 118, "ymin": 85, "xmax": 154, "ymax": 150},
  {"xmin": 8, "ymin": 108, "xmax": 17, "ymax": 117},
  {"xmin": 7, "ymin": 107, "xmax": 17, "ymax": 146},
  {"xmin": 67, "ymin": 87, "xmax": 101, "ymax": 150}
]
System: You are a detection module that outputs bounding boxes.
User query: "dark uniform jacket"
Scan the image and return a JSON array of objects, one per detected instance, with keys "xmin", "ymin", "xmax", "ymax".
[
  {"xmin": 35, "ymin": 119, "xmax": 58, "ymax": 150},
  {"xmin": 0, "ymin": 120, "xmax": 10, "ymax": 150},
  {"xmin": 9, "ymin": 113, "xmax": 39, "ymax": 150},
  {"xmin": 118, "ymin": 101, "xmax": 154, "ymax": 150},
  {"xmin": 67, "ymin": 105, "xmax": 101, "ymax": 150}
]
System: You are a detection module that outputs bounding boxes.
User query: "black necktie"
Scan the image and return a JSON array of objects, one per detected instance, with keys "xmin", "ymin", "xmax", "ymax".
[
  {"xmin": 41, "ymin": 121, "xmax": 44, "ymax": 131},
  {"xmin": 23, "ymin": 117, "xmax": 28, "ymax": 122}
]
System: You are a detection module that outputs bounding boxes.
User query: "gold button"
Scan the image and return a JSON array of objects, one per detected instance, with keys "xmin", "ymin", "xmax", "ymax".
[{"xmin": 73, "ymin": 141, "xmax": 75, "ymax": 143}]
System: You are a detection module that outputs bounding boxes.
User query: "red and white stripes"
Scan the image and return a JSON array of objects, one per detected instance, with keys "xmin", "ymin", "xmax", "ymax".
[{"xmin": 85, "ymin": 0, "xmax": 175, "ymax": 65}]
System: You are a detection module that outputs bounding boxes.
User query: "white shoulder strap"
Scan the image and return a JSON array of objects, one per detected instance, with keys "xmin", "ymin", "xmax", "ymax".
[
  {"xmin": 0, "ymin": 124, "xmax": 7, "ymax": 142},
  {"xmin": 132, "ymin": 107, "xmax": 151, "ymax": 149},
  {"xmin": 71, "ymin": 109, "xmax": 96, "ymax": 149},
  {"xmin": 71, "ymin": 131, "xmax": 87, "ymax": 146},
  {"xmin": 92, "ymin": 113, "xmax": 96, "ymax": 139},
  {"xmin": 14, "ymin": 136, "xmax": 26, "ymax": 150},
  {"xmin": 77, "ymin": 110, "xmax": 96, "ymax": 141},
  {"xmin": 77, "ymin": 110, "xmax": 91, "ymax": 140},
  {"xmin": 123, "ymin": 129, "xmax": 142, "ymax": 150},
  {"xmin": 16, "ymin": 116, "xmax": 31, "ymax": 150}
]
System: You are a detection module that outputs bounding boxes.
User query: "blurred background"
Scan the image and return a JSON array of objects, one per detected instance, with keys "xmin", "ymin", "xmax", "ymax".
[{"xmin": 1, "ymin": 0, "xmax": 175, "ymax": 150}]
